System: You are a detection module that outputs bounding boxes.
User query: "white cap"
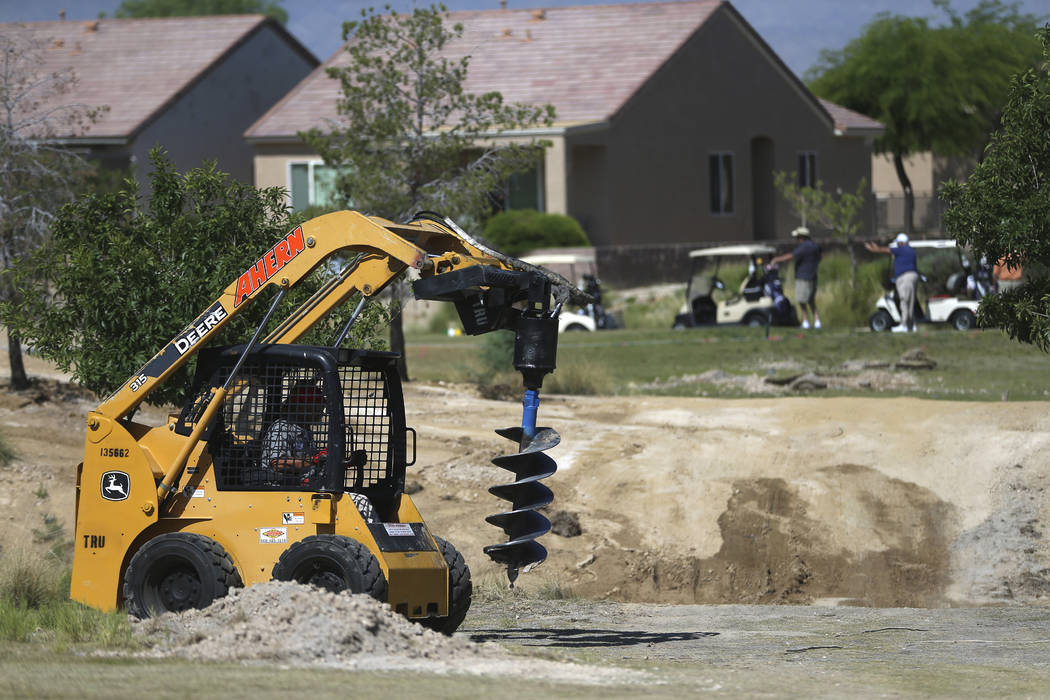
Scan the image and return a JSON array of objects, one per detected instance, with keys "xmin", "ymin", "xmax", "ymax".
[
  {"xmin": 791, "ymin": 226, "xmax": 810, "ymax": 238},
  {"xmin": 895, "ymin": 232, "xmax": 909, "ymax": 244}
]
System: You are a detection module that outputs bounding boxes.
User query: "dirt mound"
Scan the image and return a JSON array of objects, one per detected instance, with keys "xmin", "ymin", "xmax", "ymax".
[
  {"xmin": 133, "ymin": 581, "xmax": 489, "ymax": 666},
  {"xmin": 950, "ymin": 462, "xmax": 1050, "ymax": 602},
  {"xmin": 589, "ymin": 465, "xmax": 955, "ymax": 607},
  {"xmin": 130, "ymin": 581, "xmax": 654, "ymax": 683}
]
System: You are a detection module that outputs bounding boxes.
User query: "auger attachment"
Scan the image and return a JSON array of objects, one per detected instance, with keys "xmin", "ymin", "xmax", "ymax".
[
  {"xmin": 411, "ymin": 262, "xmax": 570, "ymax": 585},
  {"xmin": 483, "ymin": 313, "xmax": 560, "ymax": 585}
]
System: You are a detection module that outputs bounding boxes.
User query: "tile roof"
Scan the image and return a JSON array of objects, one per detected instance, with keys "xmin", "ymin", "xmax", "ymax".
[
  {"xmin": 818, "ymin": 99, "xmax": 884, "ymax": 135},
  {"xmin": 248, "ymin": 0, "xmax": 726, "ymax": 140},
  {"xmin": 248, "ymin": 0, "xmax": 882, "ymax": 141},
  {"xmin": 2, "ymin": 15, "xmax": 312, "ymax": 140}
]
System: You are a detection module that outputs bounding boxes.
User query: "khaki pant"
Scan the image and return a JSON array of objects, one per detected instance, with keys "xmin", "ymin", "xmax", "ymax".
[{"xmin": 896, "ymin": 271, "xmax": 919, "ymax": 330}]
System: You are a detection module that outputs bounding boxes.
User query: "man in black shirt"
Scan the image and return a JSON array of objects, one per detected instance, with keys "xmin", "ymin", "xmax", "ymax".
[{"xmin": 769, "ymin": 226, "xmax": 822, "ymax": 329}]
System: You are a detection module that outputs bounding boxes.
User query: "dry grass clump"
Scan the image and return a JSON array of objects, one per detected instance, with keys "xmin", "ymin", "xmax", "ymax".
[
  {"xmin": 543, "ymin": 361, "xmax": 613, "ymax": 396},
  {"xmin": 0, "ymin": 548, "xmax": 134, "ymax": 648}
]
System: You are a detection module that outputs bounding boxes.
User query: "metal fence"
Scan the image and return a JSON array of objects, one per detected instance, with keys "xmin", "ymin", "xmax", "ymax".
[{"xmin": 874, "ymin": 194, "xmax": 945, "ymax": 236}]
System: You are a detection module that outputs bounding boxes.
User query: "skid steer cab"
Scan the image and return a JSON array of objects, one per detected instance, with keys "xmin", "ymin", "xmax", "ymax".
[{"xmin": 70, "ymin": 210, "xmax": 580, "ymax": 633}]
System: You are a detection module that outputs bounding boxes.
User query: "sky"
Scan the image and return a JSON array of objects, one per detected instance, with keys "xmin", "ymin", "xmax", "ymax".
[{"xmin": 1, "ymin": 0, "xmax": 1048, "ymax": 77}]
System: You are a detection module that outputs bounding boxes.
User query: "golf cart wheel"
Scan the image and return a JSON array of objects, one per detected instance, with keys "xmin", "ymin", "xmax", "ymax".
[
  {"xmin": 869, "ymin": 310, "xmax": 894, "ymax": 332},
  {"xmin": 564, "ymin": 322, "xmax": 589, "ymax": 332},
  {"xmin": 123, "ymin": 532, "xmax": 241, "ymax": 618},
  {"xmin": 418, "ymin": 535, "xmax": 472, "ymax": 635},
  {"xmin": 742, "ymin": 311, "xmax": 767, "ymax": 327},
  {"xmin": 271, "ymin": 534, "xmax": 387, "ymax": 601},
  {"xmin": 950, "ymin": 309, "xmax": 977, "ymax": 331}
]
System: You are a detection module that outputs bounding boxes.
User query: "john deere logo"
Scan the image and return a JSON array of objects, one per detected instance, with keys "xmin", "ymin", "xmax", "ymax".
[{"xmin": 101, "ymin": 471, "xmax": 130, "ymax": 501}]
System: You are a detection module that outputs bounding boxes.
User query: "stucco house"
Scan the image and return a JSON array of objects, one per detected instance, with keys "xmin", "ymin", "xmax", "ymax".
[
  {"xmin": 872, "ymin": 152, "xmax": 972, "ymax": 235},
  {"xmin": 4, "ymin": 15, "xmax": 318, "ymax": 191},
  {"xmin": 246, "ymin": 0, "xmax": 882, "ymax": 249}
]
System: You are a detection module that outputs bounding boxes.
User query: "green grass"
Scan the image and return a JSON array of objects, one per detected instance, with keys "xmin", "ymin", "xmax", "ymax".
[
  {"xmin": 0, "ymin": 549, "xmax": 135, "ymax": 650},
  {"xmin": 405, "ymin": 325, "xmax": 1050, "ymax": 401}
]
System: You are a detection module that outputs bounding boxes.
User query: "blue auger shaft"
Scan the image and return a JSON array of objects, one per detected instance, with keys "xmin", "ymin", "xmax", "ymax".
[{"xmin": 521, "ymin": 388, "xmax": 540, "ymax": 440}]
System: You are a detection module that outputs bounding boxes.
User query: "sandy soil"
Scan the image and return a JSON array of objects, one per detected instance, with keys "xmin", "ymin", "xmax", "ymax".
[
  {"xmin": 409, "ymin": 385, "xmax": 1050, "ymax": 607},
  {"xmin": 1, "ymin": 347, "xmax": 1048, "ymax": 610}
]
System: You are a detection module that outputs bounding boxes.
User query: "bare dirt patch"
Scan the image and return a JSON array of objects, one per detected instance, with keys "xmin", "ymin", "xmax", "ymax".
[
  {"xmin": 406, "ymin": 386, "xmax": 1050, "ymax": 608},
  {"xmin": 1, "ymin": 352, "xmax": 1049, "ymax": 610}
]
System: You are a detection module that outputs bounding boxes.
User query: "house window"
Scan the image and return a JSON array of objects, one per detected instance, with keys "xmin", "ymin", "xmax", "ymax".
[
  {"xmin": 288, "ymin": 161, "xmax": 347, "ymax": 211},
  {"xmin": 798, "ymin": 151, "xmax": 817, "ymax": 188},
  {"xmin": 709, "ymin": 152, "xmax": 734, "ymax": 215},
  {"xmin": 505, "ymin": 165, "xmax": 544, "ymax": 211}
]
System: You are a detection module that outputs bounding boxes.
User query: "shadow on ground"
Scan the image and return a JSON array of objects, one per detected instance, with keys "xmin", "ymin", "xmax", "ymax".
[{"xmin": 468, "ymin": 627, "xmax": 718, "ymax": 648}]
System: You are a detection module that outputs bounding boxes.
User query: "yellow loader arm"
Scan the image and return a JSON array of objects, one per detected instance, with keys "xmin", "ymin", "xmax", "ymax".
[{"xmin": 97, "ymin": 210, "xmax": 505, "ymax": 422}]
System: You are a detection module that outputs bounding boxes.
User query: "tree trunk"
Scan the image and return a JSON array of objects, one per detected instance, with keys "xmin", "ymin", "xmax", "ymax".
[
  {"xmin": 848, "ymin": 241, "xmax": 858, "ymax": 291},
  {"xmin": 892, "ymin": 150, "xmax": 915, "ymax": 234},
  {"xmin": 390, "ymin": 309, "xmax": 409, "ymax": 382},
  {"xmin": 8, "ymin": 329, "xmax": 28, "ymax": 390}
]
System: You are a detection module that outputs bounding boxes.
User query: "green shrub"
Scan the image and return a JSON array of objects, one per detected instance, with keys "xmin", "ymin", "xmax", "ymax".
[{"xmin": 482, "ymin": 209, "xmax": 589, "ymax": 256}]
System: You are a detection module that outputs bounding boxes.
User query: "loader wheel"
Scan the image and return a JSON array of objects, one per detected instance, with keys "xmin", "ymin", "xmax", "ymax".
[
  {"xmin": 123, "ymin": 532, "xmax": 241, "ymax": 618},
  {"xmin": 418, "ymin": 535, "xmax": 472, "ymax": 635},
  {"xmin": 271, "ymin": 535, "xmax": 387, "ymax": 601}
]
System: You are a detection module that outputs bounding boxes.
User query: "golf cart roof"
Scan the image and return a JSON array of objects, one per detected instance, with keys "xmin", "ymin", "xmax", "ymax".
[
  {"xmin": 520, "ymin": 253, "xmax": 596, "ymax": 265},
  {"xmin": 688, "ymin": 244, "xmax": 776, "ymax": 258},
  {"xmin": 896, "ymin": 239, "xmax": 957, "ymax": 249}
]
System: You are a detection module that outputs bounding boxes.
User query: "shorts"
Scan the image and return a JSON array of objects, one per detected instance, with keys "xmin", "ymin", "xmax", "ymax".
[{"xmin": 795, "ymin": 278, "xmax": 817, "ymax": 305}]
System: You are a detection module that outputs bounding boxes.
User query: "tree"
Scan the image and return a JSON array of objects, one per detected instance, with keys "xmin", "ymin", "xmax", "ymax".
[
  {"xmin": 0, "ymin": 29, "xmax": 105, "ymax": 390},
  {"xmin": 4, "ymin": 149, "xmax": 379, "ymax": 406},
  {"xmin": 942, "ymin": 26, "xmax": 1050, "ymax": 349},
  {"xmin": 774, "ymin": 173, "xmax": 868, "ymax": 289},
  {"xmin": 111, "ymin": 0, "xmax": 288, "ymax": 23},
  {"xmin": 772, "ymin": 171, "xmax": 825, "ymax": 229},
  {"xmin": 807, "ymin": 1, "xmax": 1044, "ymax": 234},
  {"xmin": 301, "ymin": 4, "xmax": 555, "ymax": 380}
]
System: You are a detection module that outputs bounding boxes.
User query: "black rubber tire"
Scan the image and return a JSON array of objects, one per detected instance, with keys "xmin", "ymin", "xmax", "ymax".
[
  {"xmin": 951, "ymin": 309, "xmax": 977, "ymax": 331},
  {"xmin": 123, "ymin": 532, "xmax": 241, "ymax": 618},
  {"xmin": 564, "ymin": 323, "xmax": 589, "ymax": 332},
  {"xmin": 418, "ymin": 535, "xmax": 472, "ymax": 635},
  {"xmin": 742, "ymin": 312, "xmax": 767, "ymax": 327},
  {"xmin": 271, "ymin": 534, "xmax": 387, "ymax": 601},
  {"xmin": 869, "ymin": 309, "xmax": 894, "ymax": 332}
]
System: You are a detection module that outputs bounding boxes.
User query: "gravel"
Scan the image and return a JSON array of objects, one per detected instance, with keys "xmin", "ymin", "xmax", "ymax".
[
  {"xmin": 133, "ymin": 582, "xmax": 488, "ymax": 667},
  {"xmin": 130, "ymin": 581, "xmax": 652, "ymax": 683}
]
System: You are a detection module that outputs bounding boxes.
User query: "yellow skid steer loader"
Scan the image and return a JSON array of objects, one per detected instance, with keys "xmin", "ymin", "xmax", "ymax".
[{"xmin": 71, "ymin": 210, "xmax": 577, "ymax": 633}]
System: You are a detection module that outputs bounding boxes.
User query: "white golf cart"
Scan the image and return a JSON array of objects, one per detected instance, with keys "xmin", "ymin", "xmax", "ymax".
[
  {"xmin": 672, "ymin": 244, "xmax": 798, "ymax": 328},
  {"xmin": 521, "ymin": 252, "xmax": 616, "ymax": 332},
  {"xmin": 869, "ymin": 239, "xmax": 984, "ymax": 332}
]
